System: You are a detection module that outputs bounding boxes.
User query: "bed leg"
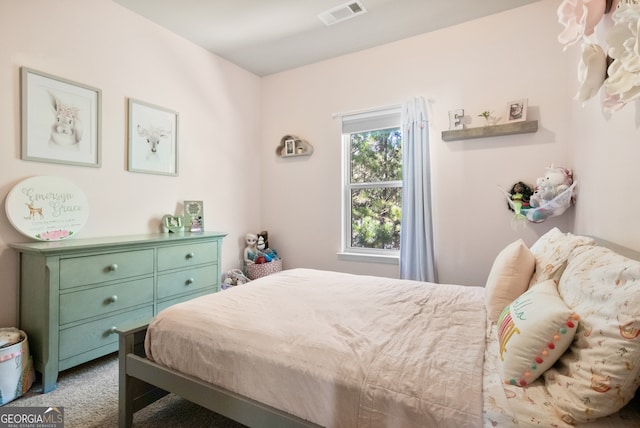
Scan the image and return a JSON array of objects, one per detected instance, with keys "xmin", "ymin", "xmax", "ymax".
[
  {"xmin": 118, "ymin": 329, "xmax": 134, "ymax": 428},
  {"xmin": 117, "ymin": 324, "xmax": 148, "ymax": 428}
]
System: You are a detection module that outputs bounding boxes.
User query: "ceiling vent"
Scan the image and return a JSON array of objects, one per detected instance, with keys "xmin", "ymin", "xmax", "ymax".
[{"xmin": 318, "ymin": 1, "xmax": 368, "ymax": 26}]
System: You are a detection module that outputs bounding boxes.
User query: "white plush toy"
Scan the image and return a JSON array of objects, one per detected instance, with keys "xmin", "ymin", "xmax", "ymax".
[{"xmin": 529, "ymin": 164, "xmax": 573, "ymax": 208}]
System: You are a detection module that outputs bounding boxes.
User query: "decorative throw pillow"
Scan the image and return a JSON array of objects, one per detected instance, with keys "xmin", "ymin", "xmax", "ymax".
[
  {"xmin": 485, "ymin": 239, "xmax": 535, "ymax": 323},
  {"xmin": 544, "ymin": 245, "xmax": 640, "ymax": 423},
  {"xmin": 528, "ymin": 228, "xmax": 595, "ymax": 287},
  {"xmin": 497, "ymin": 279, "xmax": 579, "ymax": 387}
]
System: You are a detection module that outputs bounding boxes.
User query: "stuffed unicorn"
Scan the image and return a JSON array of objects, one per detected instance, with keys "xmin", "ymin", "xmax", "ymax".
[{"xmin": 529, "ymin": 164, "xmax": 573, "ymax": 208}]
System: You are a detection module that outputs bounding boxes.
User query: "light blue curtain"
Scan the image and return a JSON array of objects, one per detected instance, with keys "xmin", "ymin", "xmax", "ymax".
[{"xmin": 400, "ymin": 97, "xmax": 436, "ymax": 282}]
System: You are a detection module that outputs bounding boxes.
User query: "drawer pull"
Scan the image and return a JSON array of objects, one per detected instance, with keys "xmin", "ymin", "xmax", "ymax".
[
  {"xmin": 109, "ymin": 295, "xmax": 118, "ymax": 303},
  {"xmin": 186, "ymin": 252, "xmax": 195, "ymax": 260},
  {"xmin": 109, "ymin": 326, "xmax": 117, "ymax": 334},
  {"xmin": 185, "ymin": 277, "xmax": 195, "ymax": 286},
  {"xmin": 108, "ymin": 263, "xmax": 118, "ymax": 272}
]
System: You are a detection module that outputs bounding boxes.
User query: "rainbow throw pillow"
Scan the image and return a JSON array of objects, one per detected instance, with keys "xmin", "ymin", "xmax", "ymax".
[{"xmin": 497, "ymin": 279, "xmax": 579, "ymax": 387}]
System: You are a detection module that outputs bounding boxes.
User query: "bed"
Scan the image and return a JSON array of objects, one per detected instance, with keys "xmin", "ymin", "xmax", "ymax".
[{"xmin": 118, "ymin": 229, "xmax": 640, "ymax": 427}]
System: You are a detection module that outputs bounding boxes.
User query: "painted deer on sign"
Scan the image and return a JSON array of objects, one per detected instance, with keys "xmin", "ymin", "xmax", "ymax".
[{"xmin": 25, "ymin": 203, "xmax": 44, "ymax": 220}]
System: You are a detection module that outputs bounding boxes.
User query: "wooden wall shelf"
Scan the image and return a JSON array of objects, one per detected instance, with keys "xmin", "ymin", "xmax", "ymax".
[
  {"xmin": 276, "ymin": 134, "xmax": 314, "ymax": 157},
  {"xmin": 441, "ymin": 120, "xmax": 538, "ymax": 142}
]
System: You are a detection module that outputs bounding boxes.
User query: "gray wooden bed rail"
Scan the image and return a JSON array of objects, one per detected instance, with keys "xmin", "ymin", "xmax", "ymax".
[{"xmin": 117, "ymin": 324, "xmax": 322, "ymax": 428}]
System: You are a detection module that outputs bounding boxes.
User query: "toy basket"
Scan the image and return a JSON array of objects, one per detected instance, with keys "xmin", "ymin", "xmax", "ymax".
[
  {"xmin": 0, "ymin": 328, "xmax": 35, "ymax": 405},
  {"xmin": 246, "ymin": 259, "xmax": 283, "ymax": 280}
]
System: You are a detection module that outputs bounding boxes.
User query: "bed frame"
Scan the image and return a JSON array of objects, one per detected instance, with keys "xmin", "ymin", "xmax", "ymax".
[
  {"xmin": 117, "ymin": 237, "xmax": 640, "ymax": 428},
  {"xmin": 117, "ymin": 323, "xmax": 321, "ymax": 428}
]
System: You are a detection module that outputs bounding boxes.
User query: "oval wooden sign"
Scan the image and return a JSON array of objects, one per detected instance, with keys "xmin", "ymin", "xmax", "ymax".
[{"xmin": 5, "ymin": 176, "xmax": 89, "ymax": 241}]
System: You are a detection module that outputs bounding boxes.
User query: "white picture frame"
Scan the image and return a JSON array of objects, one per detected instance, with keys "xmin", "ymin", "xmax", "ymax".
[
  {"xmin": 284, "ymin": 139, "xmax": 296, "ymax": 156},
  {"xmin": 506, "ymin": 98, "xmax": 528, "ymax": 123},
  {"xmin": 20, "ymin": 67, "xmax": 101, "ymax": 167},
  {"xmin": 128, "ymin": 98, "xmax": 178, "ymax": 176},
  {"xmin": 184, "ymin": 200, "xmax": 204, "ymax": 232}
]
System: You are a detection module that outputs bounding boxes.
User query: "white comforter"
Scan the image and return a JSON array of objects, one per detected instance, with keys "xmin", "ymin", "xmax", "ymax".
[{"xmin": 145, "ymin": 268, "xmax": 486, "ymax": 427}]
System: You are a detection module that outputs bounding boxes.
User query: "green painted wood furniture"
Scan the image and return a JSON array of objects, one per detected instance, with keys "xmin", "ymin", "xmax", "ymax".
[{"xmin": 10, "ymin": 231, "xmax": 226, "ymax": 393}]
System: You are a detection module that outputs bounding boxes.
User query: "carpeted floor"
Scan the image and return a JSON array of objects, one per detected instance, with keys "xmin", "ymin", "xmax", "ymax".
[{"xmin": 3, "ymin": 353, "xmax": 247, "ymax": 428}]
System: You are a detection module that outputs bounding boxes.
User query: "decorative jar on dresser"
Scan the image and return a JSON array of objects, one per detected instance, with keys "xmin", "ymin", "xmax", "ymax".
[{"xmin": 10, "ymin": 231, "xmax": 226, "ymax": 393}]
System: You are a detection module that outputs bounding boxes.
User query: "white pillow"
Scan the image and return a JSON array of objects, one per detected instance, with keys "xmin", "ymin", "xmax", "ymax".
[
  {"xmin": 545, "ymin": 245, "xmax": 640, "ymax": 423},
  {"xmin": 528, "ymin": 228, "xmax": 594, "ymax": 287},
  {"xmin": 497, "ymin": 279, "xmax": 579, "ymax": 387},
  {"xmin": 485, "ymin": 239, "xmax": 535, "ymax": 323}
]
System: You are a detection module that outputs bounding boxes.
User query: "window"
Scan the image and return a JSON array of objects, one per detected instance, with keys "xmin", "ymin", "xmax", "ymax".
[{"xmin": 341, "ymin": 107, "xmax": 402, "ymax": 260}]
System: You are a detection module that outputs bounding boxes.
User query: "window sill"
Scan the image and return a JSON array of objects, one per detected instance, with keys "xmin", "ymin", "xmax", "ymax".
[{"xmin": 336, "ymin": 252, "xmax": 399, "ymax": 264}]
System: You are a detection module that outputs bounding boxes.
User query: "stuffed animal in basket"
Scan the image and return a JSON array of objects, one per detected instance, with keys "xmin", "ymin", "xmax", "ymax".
[
  {"xmin": 256, "ymin": 236, "xmax": 279, "ymax": 263},
  {"xmin": 257, "ymin": 230, "xmax": 269, "ymax": 250},
  {"xmin": 529, "ymin": 165, "xmax": 573, "ymax": 208},
  {"xmin": 507, "ymin": 181, "xmax": 533, "ymax": 213},
  {"xmin": 243, "ymin": 233, "xmax": 258, "ymax": 265}
]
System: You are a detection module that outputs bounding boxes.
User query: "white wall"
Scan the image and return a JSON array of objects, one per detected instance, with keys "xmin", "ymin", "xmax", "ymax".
[
  {"xmin": 564, "ymin": 22, "xmax": 640, "ymax": 250},
  {"xmin": 0, "ymin": 0, "xmax": 262, "ymax": 326},
  {"xmin": 2, "ymin": 1, "xmax": 639, "ymax": 327},
  {"xmin": 260, "ymin": 1, "xmax": 575, "ymax": 286}
]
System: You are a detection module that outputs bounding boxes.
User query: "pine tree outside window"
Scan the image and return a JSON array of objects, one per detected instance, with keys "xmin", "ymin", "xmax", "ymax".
[{"xmin": 340, "ymin": 107, "xmax": 402, "ymax": 261}]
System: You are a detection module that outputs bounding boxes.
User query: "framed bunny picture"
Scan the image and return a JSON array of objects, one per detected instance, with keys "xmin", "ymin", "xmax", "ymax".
[{"xmin": 20, "ymin": 67, "xmax": 102, "ymax": 167}]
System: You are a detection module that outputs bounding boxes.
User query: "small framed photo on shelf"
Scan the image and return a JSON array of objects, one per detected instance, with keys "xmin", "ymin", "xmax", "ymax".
[
  {"xmin": 506, "ymin": 98, "xmax": 527, "ymax": 123},
  {"xmin": 284, "ymin": 139, "xmax": 296, "ymax": 156},
  {"xmin": 184, "ymin": 200, "xmax": 204, "ymax": 232}
]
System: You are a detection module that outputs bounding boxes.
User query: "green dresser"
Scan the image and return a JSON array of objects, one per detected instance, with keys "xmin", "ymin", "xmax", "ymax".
[{"xmin": 10, "ymin": 232, "xmax": 226, "ymax": 393}]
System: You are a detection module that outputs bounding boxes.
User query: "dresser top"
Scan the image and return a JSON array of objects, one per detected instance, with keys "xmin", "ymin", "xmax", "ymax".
[{"xmin": 9, "ymin": 231, "xmax": 227, "ymax": 254}]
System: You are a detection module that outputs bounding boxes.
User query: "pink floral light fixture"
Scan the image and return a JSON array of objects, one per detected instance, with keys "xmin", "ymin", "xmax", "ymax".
[
  {"xmin": 557, "ymin": 0, "xmax": 640, "ymax": 112},
  {"xmin": 557, "ymin": 0, "xmax": 607, "ymax": 49}
]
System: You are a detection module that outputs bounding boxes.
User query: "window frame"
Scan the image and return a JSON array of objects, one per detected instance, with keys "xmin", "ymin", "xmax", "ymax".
[{"xmin": 338, "ymin": 107, "xmax": 402, "ymax": 263}]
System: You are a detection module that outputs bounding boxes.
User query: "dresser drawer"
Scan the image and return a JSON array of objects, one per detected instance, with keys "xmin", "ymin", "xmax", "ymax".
[
  {"xmin": 157, "ymin": 241, "xmax": 218, "ymax": 272},
  {"xmin": 157, "ymin": 264, "xmax": 218, "ymax": 299},
  {"xmin": 59, "ymin": 278, "xmax": 154, "ymax": 325},
  {"xmin": 59, "ymin": 306, "xmax": 153, "ymax": 360},
  {"xmin": 60, "ymin": 249, "xmax": 154, "ymax": 289}
]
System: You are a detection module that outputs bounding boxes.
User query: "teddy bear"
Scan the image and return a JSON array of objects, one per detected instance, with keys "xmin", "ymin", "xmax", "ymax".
[{"xmin": 529, "ymin": 165, "xmax": 573, "ymax": 208}]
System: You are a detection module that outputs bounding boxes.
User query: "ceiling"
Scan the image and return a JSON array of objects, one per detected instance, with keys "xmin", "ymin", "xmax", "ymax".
[{"xmin": 113, "ymin": 0, "xmax": 540, "ymax": 77}]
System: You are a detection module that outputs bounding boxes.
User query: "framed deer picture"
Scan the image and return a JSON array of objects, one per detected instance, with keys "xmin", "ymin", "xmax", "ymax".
[
  {"xmin": 128, "ymin": 98, "xmax": 179, "ymax": 176},
  {"xmin": 20, "ymin": 67, "xmax": 102, "ymax": 167}
]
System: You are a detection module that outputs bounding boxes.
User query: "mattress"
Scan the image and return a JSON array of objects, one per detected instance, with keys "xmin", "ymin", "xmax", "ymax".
[{"xmin": 145, "ymin": 268, "xmax": 487, "ymax": 428}]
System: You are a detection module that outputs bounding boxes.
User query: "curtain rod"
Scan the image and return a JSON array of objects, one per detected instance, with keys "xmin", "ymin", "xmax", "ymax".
[{"xmin": 331, "ymin": 103, "xmax": 402, "ymax": 119}]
